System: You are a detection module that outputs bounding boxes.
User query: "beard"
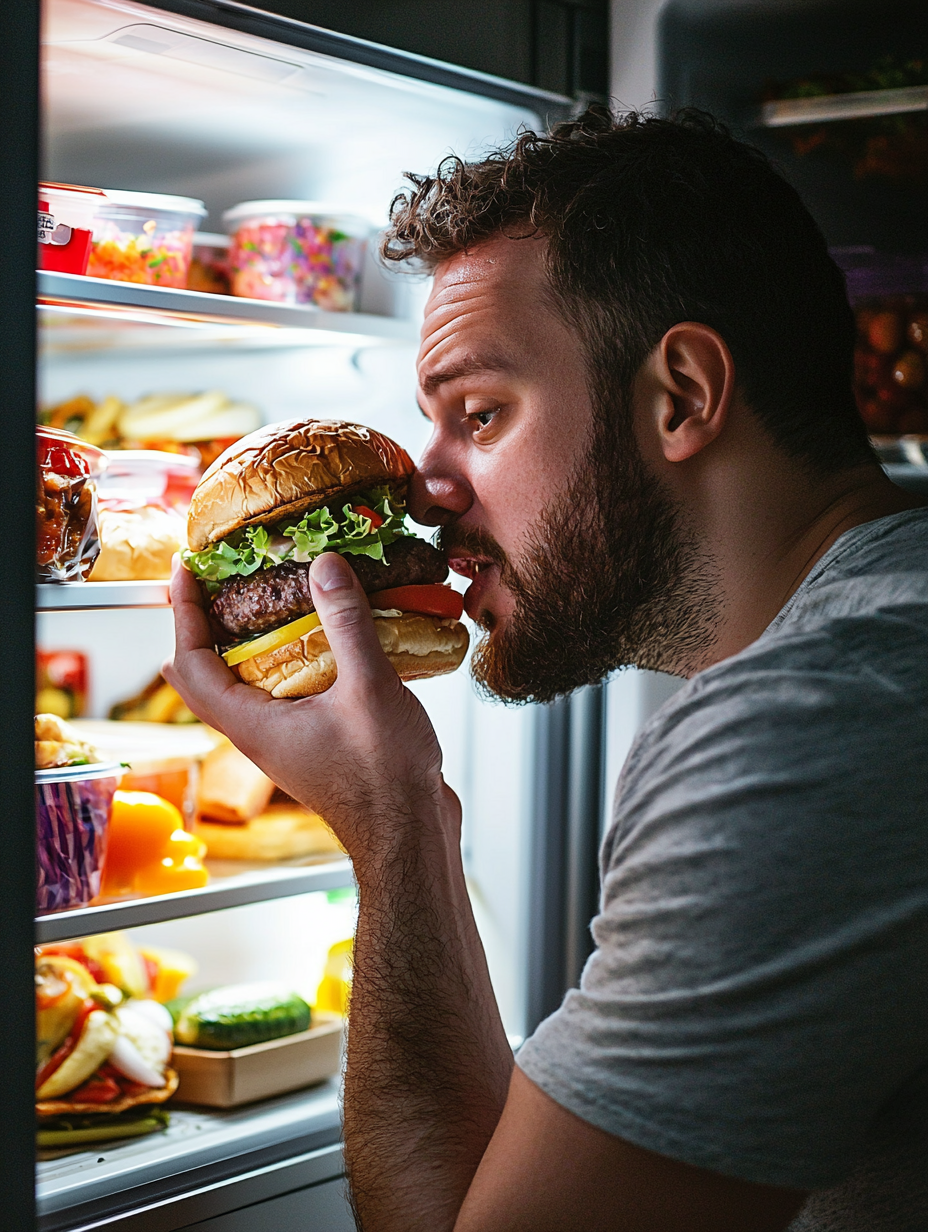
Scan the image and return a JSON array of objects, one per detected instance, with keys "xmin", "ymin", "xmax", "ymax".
[{"xmin": 439, "ymin": 410, "xmax": 721, "ymax": 705}]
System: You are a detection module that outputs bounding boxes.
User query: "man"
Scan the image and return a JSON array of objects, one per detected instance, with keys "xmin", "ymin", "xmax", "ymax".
[{"xmin": 166, "ymin": 109, "xmax": 928, "ymax": 1230}]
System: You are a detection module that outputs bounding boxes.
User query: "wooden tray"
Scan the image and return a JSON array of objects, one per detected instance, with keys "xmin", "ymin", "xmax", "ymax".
[{"xmin": 171, "ymin": 1012, "xmax": 343, "ymax": 1107}]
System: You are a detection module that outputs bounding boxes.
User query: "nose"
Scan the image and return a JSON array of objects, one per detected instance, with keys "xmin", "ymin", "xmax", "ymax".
[{"xmin": 408, "ymin": 443, "xmax": 473, "ymax": 527}]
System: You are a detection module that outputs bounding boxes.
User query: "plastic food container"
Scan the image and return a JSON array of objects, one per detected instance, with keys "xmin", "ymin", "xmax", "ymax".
[
  {"xmin": 36, "ymin": 427, "xmax": 108, "ymax": 581},
  {"xmin": 223, "ymin": 200, "xmax": 368, "ymax": 310},
  {"xmin": 88, "ymin": 190, "xmax": 206, "ymax": 287},
  {"xmin": 38, "ymin": 183, "xmax": 107, "ymax": 276},
  {"xmin": 832, "ymin": 248, "xmax": 928, "ymax": 436},
  {"xmin": 188, "ymin": 232, "xmax": 231, "ymax": 295},
  {"xmin": 98, "ymin": 449, "xmax": 200, "ymax": 511},
  {"xmin": 36, "ymin": 762, "xmax": 123, "ymax": 911}
]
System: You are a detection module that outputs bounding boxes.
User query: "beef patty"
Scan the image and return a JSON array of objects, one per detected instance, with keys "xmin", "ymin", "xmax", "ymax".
[{"xmin": 210, "ymin": 535, "xmax": 448, "ymax": 640}]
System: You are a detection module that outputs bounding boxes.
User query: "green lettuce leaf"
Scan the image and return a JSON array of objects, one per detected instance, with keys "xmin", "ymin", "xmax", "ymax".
[{"xmin": 182, "ymin": 488, "xmax": 413, "ymax": 593}]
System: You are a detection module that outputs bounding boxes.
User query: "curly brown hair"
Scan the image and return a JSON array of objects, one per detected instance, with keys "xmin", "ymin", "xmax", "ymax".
[{"xmin": 383, "ymin": 106, "xmax": 873, "ymax": 473}]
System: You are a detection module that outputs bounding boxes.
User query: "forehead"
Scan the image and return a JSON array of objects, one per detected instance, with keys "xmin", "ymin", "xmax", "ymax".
[{"xmin": 417, "ymin": 234, "xmax": 557, "ymax": 378}]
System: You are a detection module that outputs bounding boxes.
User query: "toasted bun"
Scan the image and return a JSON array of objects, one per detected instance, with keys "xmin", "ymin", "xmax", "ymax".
[
  {"xmin": 35, "ymin": 1068, "xmax": 179, "ymax": 1119},
  {"xmin": 234, "ymin": 613, "xmax": 469, "ymax": 698},
  {"xmin": 187, "ymin": 419, "xmax": 414, "ymax": 552}
]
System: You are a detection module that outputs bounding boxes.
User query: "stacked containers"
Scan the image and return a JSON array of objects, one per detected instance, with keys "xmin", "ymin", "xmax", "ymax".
[{"xmin": 88, "ymin": 190, "xmax": 206, "ymax": 287}]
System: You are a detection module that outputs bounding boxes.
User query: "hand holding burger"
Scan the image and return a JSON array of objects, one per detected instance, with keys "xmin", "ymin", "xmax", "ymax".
[{"xmin": 181, "ymin": 419, "xmax": 469, "ymax": 697}]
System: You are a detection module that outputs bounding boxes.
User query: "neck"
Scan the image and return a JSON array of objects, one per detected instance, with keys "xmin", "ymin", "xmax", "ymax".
[{"xmin": 676, "ymin": 460, "xmax": 924, "ymax": 678}]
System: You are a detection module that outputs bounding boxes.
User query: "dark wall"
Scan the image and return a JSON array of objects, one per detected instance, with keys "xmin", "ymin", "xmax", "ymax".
[
  {"xmin": 248, "ymin": 0, "xmax": 608, "ymax": 99},
  {"xmin": 658, "ymin": 0, "xmax": 928, "ymax": 253}
]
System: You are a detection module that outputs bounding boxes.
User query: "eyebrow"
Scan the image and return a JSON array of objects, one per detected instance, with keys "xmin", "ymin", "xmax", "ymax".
[{"xmin": 418, "ymin": 353, "xmax": 513, "ymax": 398}]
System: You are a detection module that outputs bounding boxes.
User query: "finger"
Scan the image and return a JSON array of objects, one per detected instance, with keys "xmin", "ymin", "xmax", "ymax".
[
  {"xmin": 309, "ymin": 553, "xmax": 399, "ymax": 694},
  {"xmin": 165, "ymin": 558, "xmax": 270, "ymax": 733}
]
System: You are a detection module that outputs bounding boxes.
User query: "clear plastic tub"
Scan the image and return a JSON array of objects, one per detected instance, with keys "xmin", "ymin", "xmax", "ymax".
[
  {"xmin": 36, "ymin": 427, "xmax": 108, "ymax": 582},
  {"xmin": 98, "ymin": 449, "xmax": 200, "ymax": 511},
  {"xmin": 88, "ymin": 190, "xmax": 206, "ymax": 288},
  {"xmin": 36, "ymin": 762, "xmax": 123, "ymax": 911},
  {"xmin": 188, "ymin": 232, "xmax": 231, "ymax": 295},
  {"xmin": 38, "ymin": 182, "xmax": 107, "ymax": 276},
  {"xmin": 223, "ymin": 200, "xmax": 368, "ymax": 310}
]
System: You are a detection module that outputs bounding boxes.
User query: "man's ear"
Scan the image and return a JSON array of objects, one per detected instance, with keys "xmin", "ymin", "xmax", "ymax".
[{"xmin": 643, "ymin": 323, "xmax": 735, "ymax": 463}]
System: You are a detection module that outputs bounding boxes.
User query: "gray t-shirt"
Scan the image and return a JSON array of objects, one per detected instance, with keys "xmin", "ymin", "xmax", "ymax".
[{"xmin": 518, "ymin": 508, "xmax": 928, "ymax": 1229}]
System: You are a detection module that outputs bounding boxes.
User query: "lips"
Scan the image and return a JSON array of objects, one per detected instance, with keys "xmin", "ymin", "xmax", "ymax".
[
  {"xmin": 446, "ymin": 554, "xmax": 499, "ymax": 622},
  {"xmin": 447, "ymin": 553, "xmax": 495, "ymax": 582}
]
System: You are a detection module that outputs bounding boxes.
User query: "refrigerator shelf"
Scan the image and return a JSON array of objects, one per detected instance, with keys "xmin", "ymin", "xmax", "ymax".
[
  {"xmin": 38, "ymin": 271, "xmax": 418, "ymax": 354},
  {"xmin": 38, "ymin": 580, "xmax": 171, "ymax": 611},
  {"xmin": 36, "ymin": 857, "xmax": 354, "ymax": 943},
  {"xmin": 760, "ymin": 84, "xmax": 928, "ymax": 128},
  {"xmin": 36, "ymin": 1080, "xmax": 343, "ymax": 1230}
]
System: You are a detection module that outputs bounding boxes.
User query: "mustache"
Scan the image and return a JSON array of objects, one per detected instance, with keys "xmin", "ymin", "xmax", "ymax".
[{"xmin": 436, "ymin": 524, "xmax": 509, "ymax": 569}]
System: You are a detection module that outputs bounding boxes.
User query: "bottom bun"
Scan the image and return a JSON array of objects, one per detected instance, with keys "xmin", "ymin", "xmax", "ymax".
[{"xmin": 235, "ymin": 612, "xmax": 469, "ymax": 698}]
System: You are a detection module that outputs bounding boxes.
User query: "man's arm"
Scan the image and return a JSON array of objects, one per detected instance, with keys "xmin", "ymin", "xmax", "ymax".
[{"xmin": 165, "ymin": 554, "xmax": 805, "ymax": 1232}]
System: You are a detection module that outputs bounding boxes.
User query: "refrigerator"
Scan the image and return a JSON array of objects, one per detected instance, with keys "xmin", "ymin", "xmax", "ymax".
[{"xmin": 1, "ymin": 1, "xmax": 616, "ymax": 1227}]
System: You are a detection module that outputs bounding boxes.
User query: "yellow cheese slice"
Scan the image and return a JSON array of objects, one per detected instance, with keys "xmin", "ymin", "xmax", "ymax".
[{"xmin": 222, "ymin": 611, "xmax": 321, "ymax": 668}]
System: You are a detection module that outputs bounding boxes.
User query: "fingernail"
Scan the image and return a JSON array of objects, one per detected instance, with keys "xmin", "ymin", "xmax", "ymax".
[{"xmin": 312, "ymin": 552, "xmax": 352, "ymax": 592}]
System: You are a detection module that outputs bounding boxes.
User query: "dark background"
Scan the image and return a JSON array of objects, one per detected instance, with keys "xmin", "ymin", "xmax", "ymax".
[{"xmin": 243, "ymin": 0, "xmax": 609, "ymax": 100}]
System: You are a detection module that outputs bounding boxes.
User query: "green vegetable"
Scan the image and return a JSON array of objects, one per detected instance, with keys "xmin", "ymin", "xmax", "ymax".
[
  {"xmin": 175, "ymin": 983, "xmax": 311, "ymax": 1050},
  {"xmin": 182, "ymin": 487, "xmax": 412, "ymax": 594},
  {"xmin": 37, "ymin": 1107, "xmax": 169, "ymax": 1148}
]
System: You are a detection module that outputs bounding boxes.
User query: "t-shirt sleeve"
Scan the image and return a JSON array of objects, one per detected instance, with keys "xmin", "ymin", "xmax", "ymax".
[{"xmin": 517, "ymin": 637, "xmax": 928, "ymax": 1189}]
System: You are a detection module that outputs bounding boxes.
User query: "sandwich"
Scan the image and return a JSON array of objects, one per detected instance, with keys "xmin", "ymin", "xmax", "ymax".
[
  {"xmin": 182, "ymin": 419, "xmax": 469, "ymax": 697},
  {"xmin": 35, "ymin": 946, "xmax": 179, "ymax": 1147}
]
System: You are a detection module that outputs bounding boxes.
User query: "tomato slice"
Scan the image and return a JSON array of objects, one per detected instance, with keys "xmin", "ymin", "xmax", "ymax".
[
  {"xmin": 68, "ymin": 1072, "xmax": 122, "ymax": 1104},
  {"xmin": 352, "ymin": 505, "xmax": 384, "ymax": 529},
  {"xmin": 368, "ymin": 584, "xmax": 464, "ymax": 621}
]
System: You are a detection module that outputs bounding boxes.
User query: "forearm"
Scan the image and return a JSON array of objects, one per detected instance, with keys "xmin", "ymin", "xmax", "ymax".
[{"xmin": 344, "ymin": 784, "xmax": 514, "ymax": 1232}]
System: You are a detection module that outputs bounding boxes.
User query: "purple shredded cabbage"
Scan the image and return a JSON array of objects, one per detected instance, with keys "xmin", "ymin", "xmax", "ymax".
[{"xmin": 36, "ymin": 775, "xmax": 118, "ymax": 911}]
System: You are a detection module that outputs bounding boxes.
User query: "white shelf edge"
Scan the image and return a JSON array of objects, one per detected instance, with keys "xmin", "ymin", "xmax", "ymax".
[
  {"xmin": 761, "ymin": 84, "xmax": 928, "ymax": 128},
  {"xmin": 38, "ymin": 580, "xmax": 172, "ymax": 611},
  {"xmin": 36, "ymin": 858, "xmax": 354, "ymax": 942},
  {"xmin": 37, "ymin": 270, "xmax": 418, "ymax": 343}
]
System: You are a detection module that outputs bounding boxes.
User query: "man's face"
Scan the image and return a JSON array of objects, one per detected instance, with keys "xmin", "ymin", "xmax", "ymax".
[{"xmin": 410, "ymin": 235, "xmax": 717, "ymax": 701}]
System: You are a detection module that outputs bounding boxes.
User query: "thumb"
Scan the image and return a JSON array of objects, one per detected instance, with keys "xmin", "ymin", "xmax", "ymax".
[{"xmin": 309, "ymin": 552, "xmax": 397, "ymax": 693}]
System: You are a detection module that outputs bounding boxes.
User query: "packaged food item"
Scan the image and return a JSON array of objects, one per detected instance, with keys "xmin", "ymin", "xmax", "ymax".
[
  {"xmin": 223, "ymin": 200, "xmax": 368, "ymax": 310},
  {"xmin": 188, "ymin": 232, "xmax": 231, "ymax": 294},
  {"xmin": 196, "ymin": 743, "xmax": 275, "ymax": 824},
  {"xmin": 36, "ymin": 651, "xmax": 88, "ymax": 720},
  {"xmin": 89, "ymin": 506, "xmax": 185, "ymax": 581},
  {"xmin": 315, "ymin": 938, "xmax": 353, "ymax": 1016},
  {"xmin": 109, "ymin": 674, "xmax": 198, "ymax": 723},
  {"xmin": 196, "ymin": 802, "xmax": 343, "ymax": 862},
  {"xmin": 99, "ymin": 790, "xmax": 208, "ymax": 899},
  {"xmin": 71, "ymin": 718, "xmax": 220, "ymax": 823},
  {"xmin": 38, "ymin": 183, "xmax": 107, "ymax": 276},
  {"xmin": 34, "ymin": 950, "xmax": 177, "ymax": 1146},
  {"xmin": 834, "ymin": 249, "xmax": 928, "ymax": 435},
  {"xmin": 36, "ymin": 426, "xmax": 107, "ymax": 581},
  {"xmin": 97, "ymin": 448, "xmax": 200, "ymax": 510},
  {"xmin": 87, "ymin": 191, "xmax": 206, "ymax": 287},
  {"xmin": 36, "ymin": 761, "xmax": 123, "ymax": 912},
  {"xmin": 173, "ymin": 983, "xmax": 311, "ymax": 1049}
]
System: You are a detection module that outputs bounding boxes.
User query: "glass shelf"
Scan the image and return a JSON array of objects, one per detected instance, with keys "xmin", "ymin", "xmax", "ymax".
[
  {"xmin": 760, "ymin": 84, "xmax": 928, "ymax": 128},
  {"xmin": 37, "ymin": 580, "xmax": 172, "ymax": 610},
  {"xmin": 38, "ymin": 271, "xmax": 418, "ymax": 356},
  {"xmin": 35, "ymin": 857, "xmax": 354, "ymax": 943}
]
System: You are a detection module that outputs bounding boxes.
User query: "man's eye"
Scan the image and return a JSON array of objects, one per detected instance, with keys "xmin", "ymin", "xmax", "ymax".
[{"xmin": 471, "ymin": 408, "xmax": 497, "ymax": 428}]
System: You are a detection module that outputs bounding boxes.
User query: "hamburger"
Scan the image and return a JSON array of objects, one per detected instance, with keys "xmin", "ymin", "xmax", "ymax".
[
  {"xmin": 35, "ymin": 945, "xmax": 179, "ymax": 1147},
  {"xmin": 182, "ymin": 419, "xmax": 469, "ymax": 697}
]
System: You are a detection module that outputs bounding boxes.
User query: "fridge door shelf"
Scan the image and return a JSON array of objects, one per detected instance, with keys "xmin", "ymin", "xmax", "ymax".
[
  {"xmin": 760, "ymin": 84, "xmax": 928, "ymax": 128},
  {"xmin": 36, "ymin": 857, "xmax": 354, "ymax": 943},
  {"xmin": 38, "ymin": 271, "xmax": 418, "ymax": 355},
  {"xmin": 38, "ymin": 580, "xmax": 172, "ymax": 611}
]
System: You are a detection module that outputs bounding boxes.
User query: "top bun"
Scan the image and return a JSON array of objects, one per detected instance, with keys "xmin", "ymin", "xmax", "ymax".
[{"xmin": 187, "ymin": 419, "xmax": 414, "ymax": 552}]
